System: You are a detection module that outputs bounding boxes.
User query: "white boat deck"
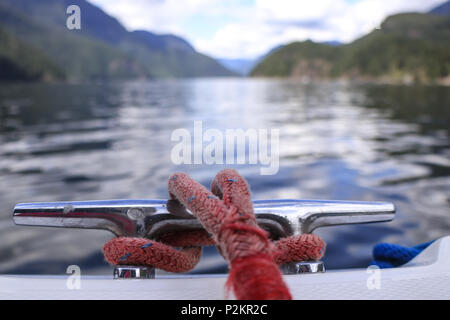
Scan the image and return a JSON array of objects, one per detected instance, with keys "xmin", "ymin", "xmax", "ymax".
[{"xmin": 1, "ymin": 236, "xmax": 449, "ymax": 300}]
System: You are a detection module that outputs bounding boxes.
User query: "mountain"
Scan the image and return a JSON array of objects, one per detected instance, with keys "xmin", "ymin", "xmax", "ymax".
[
  {"xmin": 218, "ymin": 59, "xmax": 256, "ymax": 76},
  {"xmin": 429, "ymin": 0, "xmax": 450, "ymax": 16},
  {"xmin": 251, "ymin": 11, "xmax": 450, "ymax": 84},
  {"xmin": 0, "ymin": 0, "xmax": 234, "ymax": 80},
  {"xmin": 217, "ymin": 44, "xmax": 289, "ymax": 76},
  {"xmin": 0, "ymin": 2, "xmax": 143, "ymax": 80},
  {"xmin": 0, "ymin": 26, "xmax": 64, "ymax": 81},
  {"xmin": 251, "ymin": 40, "xmax": 340, "ymax": 78},
  {"xmin": 130, "ymin": 31, "xmax": 196, "ymax": 53},
  {"xmin": 322, "ymin": 40, "xmax": 342, "ymax": 46}
]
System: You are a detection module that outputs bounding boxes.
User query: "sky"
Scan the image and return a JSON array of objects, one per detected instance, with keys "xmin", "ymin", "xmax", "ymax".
[{"xmin": 89, "ymin": 0, "xmax": 446, "ymax": 60}]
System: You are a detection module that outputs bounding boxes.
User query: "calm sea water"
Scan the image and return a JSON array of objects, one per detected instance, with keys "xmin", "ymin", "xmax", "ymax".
[{"xmin": 0, "ymin": 79, "xmax": 448, "ymax": 274}]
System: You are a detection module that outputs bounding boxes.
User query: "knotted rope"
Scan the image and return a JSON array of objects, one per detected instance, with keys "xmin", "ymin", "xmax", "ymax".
[{"xmin": 103, "ymin": 169, "xmax": 326, "ymax": 300}]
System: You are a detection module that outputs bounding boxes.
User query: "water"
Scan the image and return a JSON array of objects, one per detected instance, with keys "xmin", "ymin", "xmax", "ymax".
[{"xmin": 0, "ymin": 79, "xmax": 448, "ymax": 275}]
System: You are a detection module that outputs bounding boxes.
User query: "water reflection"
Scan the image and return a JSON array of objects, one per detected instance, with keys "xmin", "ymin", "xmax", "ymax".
[{"xmin": 0, "ymin": 79, "xmax": 448, "ymax": 274}]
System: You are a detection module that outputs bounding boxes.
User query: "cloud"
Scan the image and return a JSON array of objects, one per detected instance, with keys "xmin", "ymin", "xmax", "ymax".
[
  {"xmin": 194, "ymin": 0, "xmax": 445, "ymax": 59},
  {"xmin": 89, "ymin": 0, "xmax": 446, "ymax": 59},
  {"xmin": 89, "ymin": 0, "xmax": 242, "ymax": 34}
]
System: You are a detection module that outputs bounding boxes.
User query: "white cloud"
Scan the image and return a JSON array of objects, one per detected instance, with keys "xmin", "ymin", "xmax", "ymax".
[
  {"xmin": 89, "ymin": 0, "xmax": 446, "ymax": 59},
  {"xmin": 256, "ymin": 0, "xmax": 348, "ymax": 21},
  {"xmin": 199, "ymin": 0, "xmax": 445, "ymax": 59},
  {"xmin": 89, "ymin": 0, "xmax": 241, "ymax": 34}
]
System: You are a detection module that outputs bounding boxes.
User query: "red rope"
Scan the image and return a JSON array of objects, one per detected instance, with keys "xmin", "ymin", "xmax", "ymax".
[
  {"xmin": 102, "ymin": 169, "xmax": 326, "ymax": 300},
  {"xmin": 103, "ymin": 237, "xmax": 201, "ymax": 273}
]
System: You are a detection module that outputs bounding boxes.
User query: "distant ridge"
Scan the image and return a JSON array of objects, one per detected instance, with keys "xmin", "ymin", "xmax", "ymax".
[
  {"xmin": 0, "ymin": 0, "xmax": 235, "ymax": 81},
  {"xmin": 0, "ymin": 26, "xmax": 64, "ymax": 81},
  {"xmin": 251, "ymin": 8, "xmax": 450, "ymax": 84},
  {"xmin": 218, "ymin": 59, "xmax": 257, "ymax": 76},
  {"xmin": 429, "ymin": 0, "xmax": 450, "ymax": 16}
]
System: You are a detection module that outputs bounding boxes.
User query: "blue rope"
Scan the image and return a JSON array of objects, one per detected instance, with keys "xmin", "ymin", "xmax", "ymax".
[{"xmin": 370, "ymin": 240, "xmax": 434, "ymax": 268}]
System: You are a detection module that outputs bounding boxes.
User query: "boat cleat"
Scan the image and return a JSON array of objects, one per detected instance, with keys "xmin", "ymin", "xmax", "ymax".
[{"xmin": 13, "ymin": 199, "xmax": 395, "ymax": 278}]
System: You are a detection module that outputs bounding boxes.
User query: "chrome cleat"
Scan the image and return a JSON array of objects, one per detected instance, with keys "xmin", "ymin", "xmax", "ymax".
[
  {"xmin": 281, "ymin": 261, "xmax": 325, "ymax": 274},
  {"xmin": 13, "ymin": 199, "xmax": 395, "ymax": 277},
  {"xmin": 114, "ymin": 265, "xmax": 155, "ymax": 279},
  {"xmin": 13, "ymin": 199, "xmax": 395, "ymax": 238}
]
